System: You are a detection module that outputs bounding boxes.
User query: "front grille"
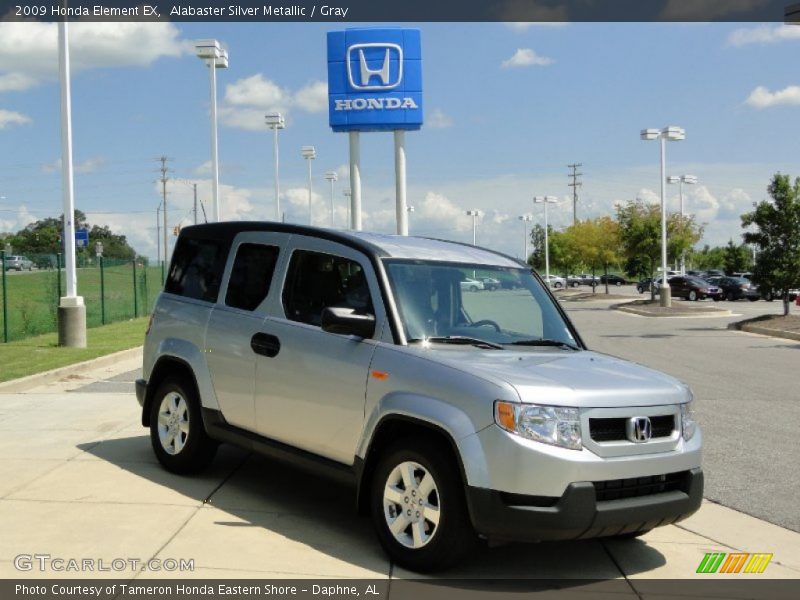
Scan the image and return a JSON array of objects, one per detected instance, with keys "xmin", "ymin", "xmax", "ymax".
[
  {"xmin": 589, "ymin": 415, "xmax": 675, "ymax": 442},
  {"xmin": 593, "ymin": 471, "xmax": 688, "ymax": 502}
]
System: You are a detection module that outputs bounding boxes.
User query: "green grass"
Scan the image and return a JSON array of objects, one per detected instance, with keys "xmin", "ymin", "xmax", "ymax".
[
  {"xmin": 0, "ymin": 317, "xmax": 148, "ymax": 383},
  {"xmin": 0, "ymin": 263, "xmax": 163, "ymax": 342}
]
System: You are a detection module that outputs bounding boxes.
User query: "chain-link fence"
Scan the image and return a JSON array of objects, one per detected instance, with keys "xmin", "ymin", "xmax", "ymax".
[{"xmin": 0, "ymin": 252, "xmax": 166, "ymax": 343}]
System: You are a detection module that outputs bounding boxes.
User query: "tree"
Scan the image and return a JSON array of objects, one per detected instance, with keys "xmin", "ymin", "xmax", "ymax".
[
  {"xmin": 548, "ymin": 229, "xmax": 582, "ymax": 276},
  {"xmin": 742, "ymin": 173, "xmax": 800, "ymax": 315},
  {"xmin": 528, "ymin": 224, "xmax": 549, "ymax": 270},
  {"xmin": 691, "ymin": 244, "xmax": 726, "ymax": 272},
  {"xmin": 568, "ymin": 217, "xmax": 622, "ymax": 294},
  {"xmin": 722, "ymin": 239, "xmax": 751, "ymax": 275}
]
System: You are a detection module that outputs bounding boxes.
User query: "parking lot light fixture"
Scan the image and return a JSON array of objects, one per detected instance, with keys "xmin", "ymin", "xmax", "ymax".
[
  {"xmin": 533, "ymin": 196, "xmax": 559, "ymax": 283},
  {"xmin": 641, "ymin": 126, "xmax": 686, "ymax": 307},
  {"xmin": 465, "ymin": 210, "xmax": 483, "ymax": 245},
  {"xmin": 324, "ymin": 171, "xmax": 338, "ymax": 227},
  {"xmin": 265, "ymin": 112, "xmax": 285, "ymax": 222},
  {"xmin": 195, "ymin": 39, "xmax": 228, "ymax": 222},
  {"xmin": 518, "ymin": 215, "xmax": 533, "ymax": 262},
  {"xmin": 301, "ymin": 146, "xmax": 316, "ymax": 225},
  {"xmin": 667, "ymin": 174, "xmax": 697, "ymax": 274}
]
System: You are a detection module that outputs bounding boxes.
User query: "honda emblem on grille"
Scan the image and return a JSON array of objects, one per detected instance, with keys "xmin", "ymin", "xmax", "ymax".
[{"xmin": 626, "ymin": 416, "xmax": 652, "ymax": 442}]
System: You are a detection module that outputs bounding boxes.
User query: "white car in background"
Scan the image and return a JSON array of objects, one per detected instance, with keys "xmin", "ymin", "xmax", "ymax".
[
  {"xmin": 542, "ymin": 275, "xmax": 566, "ymax": 289},
  {"xmin": 460, "ymin": 278, "xmax": 485, "ymax": 292}
]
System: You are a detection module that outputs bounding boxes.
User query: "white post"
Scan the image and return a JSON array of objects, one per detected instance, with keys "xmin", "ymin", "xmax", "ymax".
[
  {"xmin": 57, "ymin": 21, "xmax": 86, "ymax": 347},
  {"xmin": 523, "ymin": 221, "xmax": 528, "ymax": 261},
  {"xmin": 344, "ymin": 189, "xmax": 352, "ymax": 230},
  {"xmin": 273, "ymin": 126, "xmax": 280, "ymax": 222},
  {"xmin": 394, "ymin": 130, "xmax": 408, "ymax": 236},
  {"xmin": 306, "ymin": 159, "xmax": 313, "ymax": 225},
  {"xmin": 349, "ymin": 131, "xmax": 362, "ymax": 230},
  {"xmin": 679, "ymin": 179, "xmax": 684, "ymax": 275},
  {"xmin": 659, "ymin": 136, "xmax": 671, "ymax": 307},
  {"xmin": 544, "ymin": 203, "xmax": 551, "ymax": 282},
  {"xmin": 472, "ymin": 214, "xmax": 477, "ymax": 245},
  {"xmin": 209, "ymin": 61, "xmax": 221, "ymax": 222},
  {"xmin": 329, "ymin": 178, "xmax": 335, "ymax": 227}
]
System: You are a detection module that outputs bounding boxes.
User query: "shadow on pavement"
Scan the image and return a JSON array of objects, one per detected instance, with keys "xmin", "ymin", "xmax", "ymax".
[{"xmin": 78, "ymin": 435, "xmax": 668, "ymax": 580}]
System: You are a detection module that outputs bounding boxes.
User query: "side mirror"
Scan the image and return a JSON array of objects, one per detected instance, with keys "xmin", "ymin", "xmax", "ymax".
[{"xmin": 321, "ymin": 307, "xmax": 376, "ymax": 339}]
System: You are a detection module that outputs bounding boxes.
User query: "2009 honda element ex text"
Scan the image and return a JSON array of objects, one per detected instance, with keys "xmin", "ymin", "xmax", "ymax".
[{"xmin": 137, "ymin": 223, "xmax": 702, "ymax": 572}]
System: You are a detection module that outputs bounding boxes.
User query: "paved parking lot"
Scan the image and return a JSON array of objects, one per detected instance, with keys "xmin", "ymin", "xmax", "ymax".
[{"xmin": 0, "ymin": 297, "xmax": 799, "ymax": 587}]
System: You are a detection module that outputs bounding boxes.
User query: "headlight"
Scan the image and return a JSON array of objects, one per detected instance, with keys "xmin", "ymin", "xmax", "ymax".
[
  {"xmin": 681, "ymin": 401, "xmax": 697, "ymax": 441},
  {"xmin": 495, "ymin": 401, "xmax": 582, "ymax": 450}
]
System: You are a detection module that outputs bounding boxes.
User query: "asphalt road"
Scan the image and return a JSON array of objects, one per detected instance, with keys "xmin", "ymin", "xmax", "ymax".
[{"xmin": 563, "ymin": 290, "xmax": 800, "ymax": 533}]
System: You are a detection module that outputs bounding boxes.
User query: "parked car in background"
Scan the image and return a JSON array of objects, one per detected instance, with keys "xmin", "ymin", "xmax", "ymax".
[
  {"xmin": 730, "ymin": 273, "xmax": 797, "ymax": 301},
  {"xmin": 600, "ymin": 274, "xmax": 626, "ymax": 286},
  {"xmin": 481, "ymin": 277, "xmax": 501, "ymax": 291},
  {"xmin": 704, "ymin": 269, "xmax": 725, "ymax": 278},
  {"xmin": 542, "ymin": 274, "xmax": 566, "ymax": 288},
  {"xmin": 3, "ymin": 255, "xmax": 33, "ymax": 271},
  {"xmin": 636, "ymin": 278, "xmax": 655, "ymax": 294},
  {"xmin": 460, "ymin": 278, "xmax": 485, "ymax": 292},
  {"xmin": 657, "ymin": 276, "xmax": 722, "ymax": 301},
  {"xmin": 577, "ymin": 273, "xmax": 599, "ymax": 286},
  {"xmin": 705, "ymin": 276, "xmax": 759, "ymax": 302}
]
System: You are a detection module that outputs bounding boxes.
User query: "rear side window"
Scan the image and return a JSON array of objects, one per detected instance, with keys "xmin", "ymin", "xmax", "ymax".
[
  {"xmin": 225, "ymin": 243, "xmax": 280, "ymax": 311},
  {"xmin": 165, "ymin": 237, "xmax": 226, "ymax": 302},
  {"xmin": 282, "ymin": 250, "xmax": 373, "ymax": 326}
]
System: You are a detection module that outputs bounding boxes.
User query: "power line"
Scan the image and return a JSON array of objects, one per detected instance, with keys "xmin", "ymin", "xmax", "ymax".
[{"xmin": 568, "ymin": 163, "xmax": 583, "ymax": 226}]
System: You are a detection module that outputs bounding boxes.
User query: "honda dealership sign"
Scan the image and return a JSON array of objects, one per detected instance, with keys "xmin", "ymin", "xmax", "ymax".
[{"xmin": 327, "ymin": 28, "xmax": 423, "ymax": 132}]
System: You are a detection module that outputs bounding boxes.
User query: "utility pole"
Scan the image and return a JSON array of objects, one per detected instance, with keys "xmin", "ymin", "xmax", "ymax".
[
  {"xmin": 159, "ymin": 156, "xmax": 170, "ymax": 275},
  {"xmin": 568, "ymin": 163, "xmax": 582, "ymax": 226},
  {"xmin": 192, "ymin": 183, "xmax": 198, "ymax": 225}
]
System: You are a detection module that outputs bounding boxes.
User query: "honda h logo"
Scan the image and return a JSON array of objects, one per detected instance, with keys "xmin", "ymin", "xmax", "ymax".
[
  {"xmin": 347, "ymin": 43, "xmax": 403, "ymax": 90},
  {"xmin": 627, "ymin": 416, "xmax": 652, "ymax": 443}
]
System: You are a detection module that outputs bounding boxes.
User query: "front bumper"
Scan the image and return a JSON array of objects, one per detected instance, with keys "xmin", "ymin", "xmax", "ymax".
[
  {"xmin": 466, "ymin": 467, "xmax": 703, "ymax": 542},
  {"xmin": 135, "ymin": 378, "xmax": 147, "ymax": 407}
]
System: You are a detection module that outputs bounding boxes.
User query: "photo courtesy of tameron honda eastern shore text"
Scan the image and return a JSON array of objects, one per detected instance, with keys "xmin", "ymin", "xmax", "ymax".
[{"xmin": 136, "ymin": 222, "xmax": 703, "ymax": 572}]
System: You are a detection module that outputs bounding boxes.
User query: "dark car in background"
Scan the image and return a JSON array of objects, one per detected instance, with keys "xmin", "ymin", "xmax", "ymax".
[
  {"xmin": 658, "ymin": 275, "xmax": 722, "ymax": 301},
  {"xmin": 481, "ymin": 277, "xmax": 501, "ymax": 291},
  {"xmin": 600, "ymin": 274, "xmax": 626, "ymax": 286},
  {"xmin": 637, "ymin": 277, "xmax": 655, "ymax": 294},
  {"xmin": 706, "ymin": 276, "xmax": 760, "ymax": 301}
]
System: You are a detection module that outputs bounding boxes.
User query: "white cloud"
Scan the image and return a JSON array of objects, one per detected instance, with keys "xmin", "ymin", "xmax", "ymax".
[
  {"xmin": 0, "ymin": 21, "xmax": 186, "ymax": 93},
  {"xmin": 427, "ymin": 108, "xmax": 453, "ymax": 129},
  {"xmin": 224, "ymin": 73, "xmax": 289, "ymax": 108},
  {"xmin": 745, "ymin": 85, "xmax": 800, "ymax": 109},
  {"xmin": 293, "ymin": 81, "xmax": 328, "ymax": 113},
  {"xmin": 194, "ymin": 160, "xmax": 213, "ymax": 176},
  {"xmin": 0, "ymin": 108, "xmax": 31, "ymax": 129},
  {"xmin": 501, "ymin": 48, "xmax": 554, "ymax": 69},
  {"xmin": 727, "ymin": 24, "xmax": 800, "ymax": 47},
  {"xmin": 41, "ymin": 156, "xmax": 105, "ymax": 174},
  {"xmin": 0, "ymin": 204, "xmax": 38, "ymax": 234}
]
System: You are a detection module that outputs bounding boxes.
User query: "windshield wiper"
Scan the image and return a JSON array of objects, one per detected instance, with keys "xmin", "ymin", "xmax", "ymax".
[
  {"xmin": 408, "ymin": 336, "xmax": 505, "ymax": 350},
  {"xmin": 507, "ymin": 338, "xmax": 580, "ymax": 351}
]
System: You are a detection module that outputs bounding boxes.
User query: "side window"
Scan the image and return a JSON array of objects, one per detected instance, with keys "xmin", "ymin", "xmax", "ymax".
[
  {"xmin": 282, "ymin": 250, "xmax": 374, "ymax": 327},
  {"xmin": 165, "ymin": 237, "xmax": 226, "ymax": 302},
  {"xmin": 225, "ymin": 243, "xmax": 280, "ymax": 311}
]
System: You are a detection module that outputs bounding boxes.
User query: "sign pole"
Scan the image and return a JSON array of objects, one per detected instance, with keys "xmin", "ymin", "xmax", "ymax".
[
  {"xmin": 57, "ymin": 21, "xmax": 86, "ymax": 348},
  {"xmin": 394, "ymin": 130, "xmax": 408, "ymax": 236},
  {"xmin": 349, "ymin": 131, "xmax": 362, "ymax": 231}
]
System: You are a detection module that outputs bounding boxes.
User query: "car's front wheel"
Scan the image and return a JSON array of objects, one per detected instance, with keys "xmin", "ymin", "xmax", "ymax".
[
  {"xmin": 370, "ymin": 438, "xmax": 476, "ymax": 572},
  {"xmin": 688, "ymin": 290, "xmax": 698, "ymax": 301},
  {"xmin": 149, "ymin": 376, "xmax": 217, "ymax": 474}
]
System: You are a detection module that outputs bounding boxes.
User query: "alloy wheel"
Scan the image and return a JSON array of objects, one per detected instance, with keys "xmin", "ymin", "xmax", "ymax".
[
  {"xmin": 383, "ymin": 461, "xmax": 441, "ymax": 549},
  {"xmin": 157, "ymin": 392, "xmax": 190, "ymax": 455}
]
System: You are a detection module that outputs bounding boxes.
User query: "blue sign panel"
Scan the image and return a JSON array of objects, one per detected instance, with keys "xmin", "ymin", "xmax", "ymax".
[
  {"xmin": 75, "ymin": 228, "xmax": 89, "ymax": 248},
  {"xmin": 327, "ymin": 28, "xmax": 423, "ymax": 132}
]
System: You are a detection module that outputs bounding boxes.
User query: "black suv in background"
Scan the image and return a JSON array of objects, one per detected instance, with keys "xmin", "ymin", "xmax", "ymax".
[{"xmin": 705, "ymin": 276, "xmax": 759, "ymax": 301}]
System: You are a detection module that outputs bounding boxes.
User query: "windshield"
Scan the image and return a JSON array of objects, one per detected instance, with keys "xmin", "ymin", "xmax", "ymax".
[{"xmin": 384, "ymin": 260, "xmax": 578, "ymax": 348}]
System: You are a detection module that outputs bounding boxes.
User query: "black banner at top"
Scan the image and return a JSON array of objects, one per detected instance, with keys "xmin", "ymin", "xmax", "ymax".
[{"xmin": 1, "ymin": 0, "xmax": 799, "ymax": 23}]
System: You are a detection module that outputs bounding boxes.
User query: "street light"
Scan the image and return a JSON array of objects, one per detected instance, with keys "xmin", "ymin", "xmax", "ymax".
[
  {"xmin": 265, "ymin": 112, "xmax": 285, "ymax": 222},
  {"xmin": 195, "ymin": 39, "xmax": 228, "ymax": 223},
  {"xmin": 465, "ymin": 210, "xmax": 483, "ymax": 245},
  {"xmin": 343, "ymin": 189, "xmax": 352, "ymax": 230},
  {"xmin": 407, "ymin": 205, "xmax": 415, "ymax": 234},
  {"xmin": 324, "ymin": 171, "xmax": 338, "ymax": 227},
  {"xmin": 301, "ymin": 146, "xmax": 316, "ymax": 225},
  {"xmin": 641, "ymin": 126, "xmax": 685, "ymax": 307},
  {"xmin": 533, "ymin": 196, "xmax": 559, "ymax": 284},
  {"xmin": 518, "ymin": 215, "xmax": 533, "ymax": 262},
  {"xmin": 666, "ymin": 174, "xmax": 697, "ymax": 274}
]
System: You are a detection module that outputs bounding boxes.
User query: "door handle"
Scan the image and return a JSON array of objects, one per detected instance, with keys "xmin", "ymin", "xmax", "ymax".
[{"xmin": 251, "ymin": 332, "xmax": 281, "ymax": 358}]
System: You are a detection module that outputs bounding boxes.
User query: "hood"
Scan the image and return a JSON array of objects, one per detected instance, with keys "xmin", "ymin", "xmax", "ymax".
[{"xmin": 416, "ymin": 347, "xmax": 689, "ymax": 408}]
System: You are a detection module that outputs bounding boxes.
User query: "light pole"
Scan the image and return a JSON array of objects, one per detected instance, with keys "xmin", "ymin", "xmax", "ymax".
[
  {"xmin": 324, "ymin": 171, "xmax": 338, "ymax": 227},
  {"xmin": 465, "ymin": 210, "xmax": 483, "ymax": 245},
  {"xmin": 343, "ymin": 189, "xmax": 351, "ymax": 229},
  {"xmin": 301, "ymin": 146, "xmax": 316, "ymax": 225},
  {"xmin": 641, "ymin": 126, "xmax": 685, "ymax": 307},
  {"xmin": 265, "ymin": 112, "xmax": 285, "ymax": 222},
  {"xmin": 534, "ymin": 196, "xmax": 559, "ymax": 284},
  {"xmin": 407, "ymin": 205, "xmax": 415, "ymax": 234},
  {"xmin": 195, "ymin": 39, "xmax": 228, "ymax": 222},
  {"xmin": 666, "ymin": 174, "xmax": 697, "ymax": 275},
  {"xmin": 518, "ymin": 215, "xmax": 533, "ymax": 262}
]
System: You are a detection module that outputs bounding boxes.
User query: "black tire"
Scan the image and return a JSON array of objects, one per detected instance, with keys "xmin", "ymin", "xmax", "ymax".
[
  {"xmin": 469, "ymin": 285, "xmax": 478, "ymax": 292},
  {"xmin": 616, "ymin": 281, "xmax": 622, "ymax": 286},
  {"xmin": 688, "ymin": 290, "xmax": 698, "ymax": 301},
  {"xmin": 748, "ymin": 297, "xmax": 758, "ymax": 302},
  {"xmin": 370, "ymin": 437, "xmax": 477, "ymax": 572},
  {"xmin": 149, "ymin": 375, "xmax": 218, "ymax": 474},
  {"xmin": 572, "ymin": 282, "xmax": 580, "ymax": 288},
  {"xmin": 554, "ymin": 282, "xmax": 562, "ymax": 289},
  {"xmin": 612, "ymin": 529, "xmax": 652, "ymax": 540}
]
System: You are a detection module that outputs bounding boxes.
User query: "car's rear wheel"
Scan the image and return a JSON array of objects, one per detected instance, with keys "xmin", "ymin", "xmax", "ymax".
[
  {"xmin": 370, "ymin": 438, "xmax": 476, "ymax": 572},
  {"xmin": 748, "ymin": 297, "xmax": 758, "ymax": 302},
  {"xmin": 149, "ymin": 376, "xmax": 217, "ymax": 474},
  {"xmin": 688, "ymin": 290, "xmax": 698, "ymax": 301},
  {"xmin": 554, "ymin": 282, "xmax": 562, "ymax": 289},
  {"xmin": 469, "ymin": 285, "xmax": 478, "ymax": 292}
]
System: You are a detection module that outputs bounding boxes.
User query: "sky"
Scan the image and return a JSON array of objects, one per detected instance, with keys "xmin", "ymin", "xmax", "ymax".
[{"xmin": 2, "ymin": 20, "xmax": 800, "ymax": 261}]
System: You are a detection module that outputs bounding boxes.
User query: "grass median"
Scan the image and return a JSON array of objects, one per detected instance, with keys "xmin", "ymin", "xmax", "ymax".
[{"xmin": 0, "ymin": 317, "xmax": 148, "ymax": 383}]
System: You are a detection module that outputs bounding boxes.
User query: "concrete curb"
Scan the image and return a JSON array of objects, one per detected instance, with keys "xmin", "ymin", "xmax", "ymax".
[
  {"xmin": 0, "ymin": 346, "xmax": 143, "ymax": 393},
  {"xmin": 613, "ymin": 303, "xmax": 733, "ymax": 318},
  {"xmin": 729, "ymin": 320, "xmax": 800, "ymax": 342}
]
